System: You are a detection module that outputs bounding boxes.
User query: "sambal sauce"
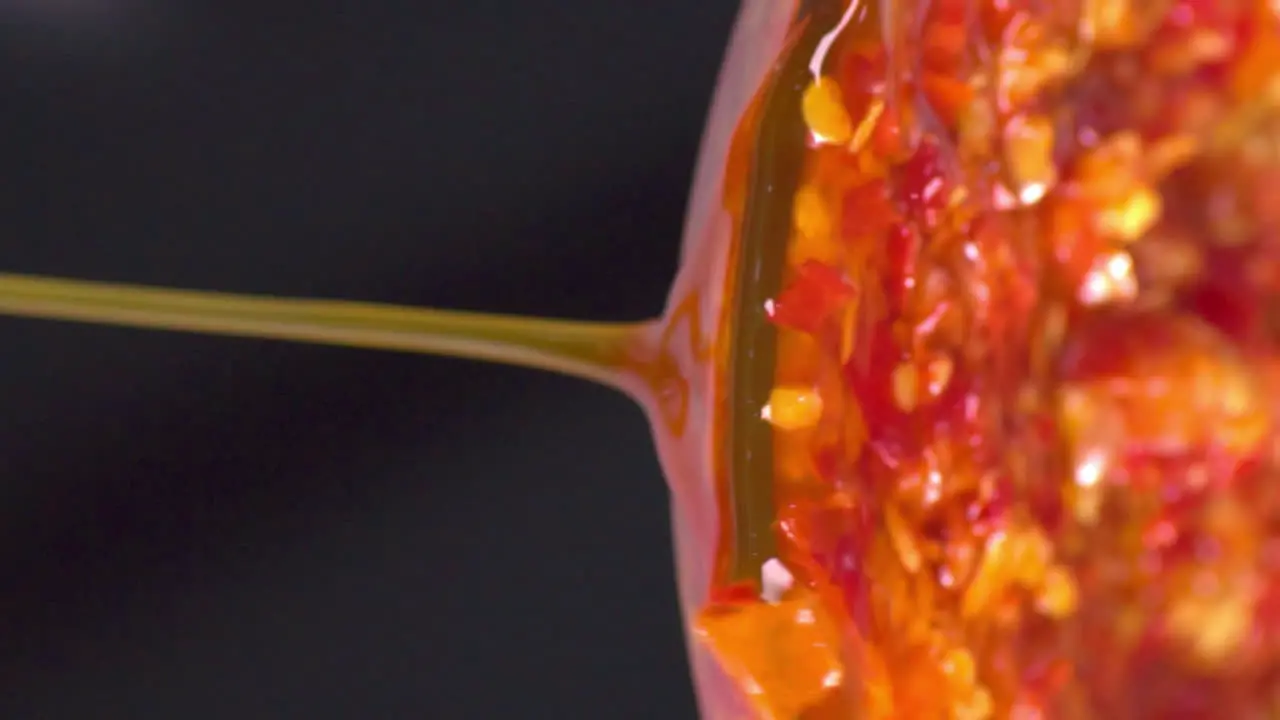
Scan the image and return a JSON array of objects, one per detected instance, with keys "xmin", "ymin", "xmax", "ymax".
[{"xmin": 694, "ymin": 1, "xmax": 1280, "ymax": 717}]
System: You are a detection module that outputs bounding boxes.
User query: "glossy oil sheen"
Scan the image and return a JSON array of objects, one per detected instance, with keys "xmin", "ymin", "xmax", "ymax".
[{"xmin": 646, "ymin": 2, "xmax": 797, "ymax": 717}]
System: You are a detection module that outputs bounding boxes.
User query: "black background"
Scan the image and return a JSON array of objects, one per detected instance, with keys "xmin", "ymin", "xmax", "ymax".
[{"xmin": 0, "ymin": 2, "xmax": 738, "ymax": 716}]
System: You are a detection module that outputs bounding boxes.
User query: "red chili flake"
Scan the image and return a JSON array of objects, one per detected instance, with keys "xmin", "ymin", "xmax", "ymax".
[
  {"xmin": 1141, "ymin": 517, "xmax": 1179, "ymax": 552},
  {"xmin": 921, "ymin": 2, "xmax": 968, "ymax": 72},
  {"xmin": 766, "ymin": 260, "xmax": 857, "ymax": 335},
  {"xmin": 929, "ymin": 0, "xmax": 968, "ymax": 24},
  {"xmin": 821, "ymin": 511, "xmax": 876, "ymax": 631},
  {"xmin": 920, "ymin": 73, "xmax": 974, "ymax": 129},
  {"xmin": 1182, "ymin": 247, "xmax": 1261, "ymax": 342},
  {"xmin": 839, "ymin": 47, "xmax": 887, "ymax": 98},
  {"xmin": 980, "ymin": 0, "xmax": 1032, "ymax": 43},
  {"xmin": 897, "ymin": 140, "xmax": 950, "ymax": 227},
  {"xmin": 883, "ymin": 221, "xmax": 920, "ymax": 312},
  {"xmin": 840, "ymin": 178, "xmax": 897, "ymax": 246},
  {"xmin": 708, "ymin": 580, "xmax": 765, "ymax": 607},
  {"xmin": 870, "ymin": 99, "xmax": 908, "ymax": 160},
  {"xmin": 1164, "ymin": 0, "xmax": 1244, "ymax": 47}
]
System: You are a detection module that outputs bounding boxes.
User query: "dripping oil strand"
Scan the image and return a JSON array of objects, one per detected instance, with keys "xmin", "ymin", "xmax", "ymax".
[{"xmin": 724, "ymin": 2, "xmax": 847, "ymax": 586}]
